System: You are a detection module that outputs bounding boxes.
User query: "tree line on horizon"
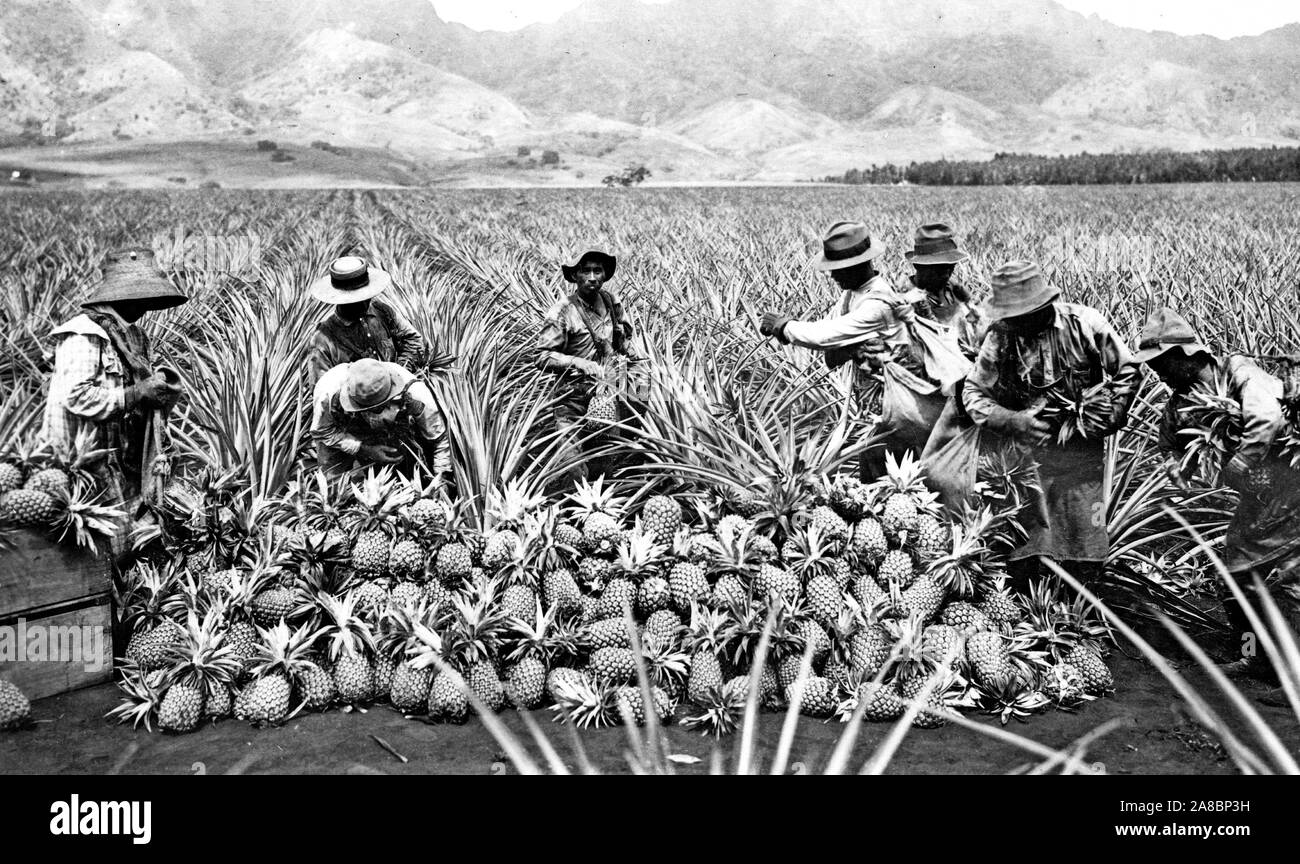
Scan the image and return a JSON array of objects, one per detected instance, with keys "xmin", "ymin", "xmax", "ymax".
[{"xmin": 823, "ymin": 145, "xmax": 1300, "ymax": 185}]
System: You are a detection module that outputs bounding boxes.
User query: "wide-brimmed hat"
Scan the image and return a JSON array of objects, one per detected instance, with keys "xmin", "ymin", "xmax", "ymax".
[
  {"xmin": 1133, "ymin": 308, "xmax": 1211, "ymax": 363},
  {"xmin": 339, "ymin": 359, "xmax": 398, "ymax": 413},
  {"xmin": 80, "ymin": 247, "xmax": 188, "ymax": 310},
  {"xmin": 905, "ymin": 223, "xmax": 970, "ymax": 265},
  {"xmin": 310, "ymin": 256, "xmax": 393, "ymax": 305},
  {"xmin": 562, "ymin": 250, "xmax": 617, "ymax": 283},
  {"xmin": 812, "ymin": 221, "xmax": 884, "ymax": 271},
  {"xmin": 986, "ymin": 260, "xmax": 1060, "ymax": 320}
]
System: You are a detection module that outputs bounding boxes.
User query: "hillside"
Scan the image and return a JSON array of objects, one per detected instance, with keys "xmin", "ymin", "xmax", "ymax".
[{"xmin": 1, "ymin": 0, "xmax": 1297, "ymax": 185}]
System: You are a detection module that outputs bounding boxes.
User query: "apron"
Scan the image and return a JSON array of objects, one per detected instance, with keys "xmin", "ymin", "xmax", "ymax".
[{"xmin": 1011, "ymin": 440, "xmax": 1108, "ymax": 563}]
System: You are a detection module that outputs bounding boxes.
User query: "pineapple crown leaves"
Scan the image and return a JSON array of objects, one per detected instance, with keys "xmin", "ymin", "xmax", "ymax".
[
  {"xmin": 164, "ymin": 608, "xmax": 242, "ymax": 689},
  {"xmin": 978, "ymin": 674, "xmax": 1052, "ymax": 725},
  {"xmin": 564, "ymin": 475, "xmax": 626, "ymax": 521},
  {"xmin": 877, "ymin": 449, "xmax": 928, "ymax": 497},
  {"xmin": 519, "ymin": 506, "xmax": 578, "ymax": 572},
  {"xmin": 548, "ymin": 671, "xmax": 620, "ymax": 730},
  {"xmin": 505, "ymin": 602, "xmax": 581, "ymax": 666},
  {"xmin": 613, "ymin": 525, "xmax": 666, "ymax": 579},
  {"xmin": 445, "ymin": 589, "xmax": 514, "ymax": 666},
  {"xmin": 118, "ymin": 561, "xmax": 187, "ymax": 631},
  {"xmin": 686, "ymin": 603, "xmax": 732, "ymax": 657},
  {"xmin": 484, "ymin": 477, "xmax": 545, "ymax": 532},
  {"xmin": 925, "ymin": 508, "xmax": 996, "ymax": 597},
  {"xmin": 53, "ymin": 479, "xmax": 125, "ymax": 553},
  {"xmin": 319, "ymin": 591, "xmax": 377, "ymax": 662},
  {"xmin": 882, "ymin": 613, "xmax": 938, "ymax": 680},
  {"xmin": 406, "ymin": 620, "xmax": 451, "ymax": 672},
  {"xmin": 346, "ymin": 468, "xmax": 413, "ymax": 534},
  {"xmin": 249, "ymin": 621, "xmax": 325, "ymax": 681},
  {"xmin": 639, "ymin": 633, "xmax": 692, "ymax": 688},
  {"xmin": 1038, "ymin": 378, "xmax": 1114, "ymax": 444},
  {"xmin": 105, "ymin": 661, "xmax": 166, "ymax": 731},
  {"xmin": 781, "ymin": 522, "xmax": 838, "ymax": 581},
  {"xmin": 681, "ymin": 682, "xmax": 747, "ymax": 737}
]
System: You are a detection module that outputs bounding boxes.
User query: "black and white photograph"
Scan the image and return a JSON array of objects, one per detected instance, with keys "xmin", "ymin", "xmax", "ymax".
[{"xmin": 0, "ymin": 0, "xmax": 1297, "ymax": 809}]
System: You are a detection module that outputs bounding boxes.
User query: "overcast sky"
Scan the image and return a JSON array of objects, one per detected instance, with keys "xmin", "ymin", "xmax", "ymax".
[{"xmin": 429, "ymin": 0, "xmax": 1299, "ymax": 38}]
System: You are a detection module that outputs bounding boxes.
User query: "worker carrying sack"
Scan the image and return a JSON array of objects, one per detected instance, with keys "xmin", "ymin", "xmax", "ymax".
[
  {"xmin": 879, "ymin": 362, "xmax": 945, "ymax": 454},
  {"xmin": 908, "ymin": 315, "xmax": 971, "ymax": 396}
]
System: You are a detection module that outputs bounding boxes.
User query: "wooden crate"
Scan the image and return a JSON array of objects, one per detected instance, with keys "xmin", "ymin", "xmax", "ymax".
[
  {"xmin": 0, "ymin": 595, "xmax": 113, "ymax": 700},
  {"xmin": 1, "ymin": 529, "xmax": 114, "ymax": 699},
  {"xmin": 0, "ymin": 528, "xmax": 111, "ymax": 618}
]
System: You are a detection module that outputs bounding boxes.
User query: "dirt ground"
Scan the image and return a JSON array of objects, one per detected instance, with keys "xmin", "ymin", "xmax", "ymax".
[{"xmin": 4, "ymin": 644, "xmax": 1297, "ymax": 775}]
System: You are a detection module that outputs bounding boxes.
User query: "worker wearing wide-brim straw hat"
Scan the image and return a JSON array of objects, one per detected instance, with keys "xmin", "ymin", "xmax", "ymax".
[
  {"xmin": 962, "ymin": 260, "xmax": 1141, "ymax": 587},
  {"xmin": 758, "ymin": 221, "xmax": 928, "ymax": 479},
  {"xmin": 40, "ymin": 247, "xmax": 189, "ymax": 538},
  {"xmin": 311, "ymin": 357, "xmax": 451, "ymax": 483},
  {"xmin": 1136, "ymin": 307, "xmax": 1300, "ymax": 684},
  {"xmin": 309, "ymin": 255, "xmax": 428, "ymax": 384}
]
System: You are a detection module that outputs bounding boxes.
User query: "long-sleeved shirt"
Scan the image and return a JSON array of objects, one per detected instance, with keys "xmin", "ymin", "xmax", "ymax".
[
  {"xmin": 963, "ymin": 302, "xmax": 1140, "ymax": 433},
  {"xmin": 309, "ymin": 298, "xmax": 426, "ymax": 384},
  {"xmin": 1158, "ymin": 356, "xmax": 1284, "ymax": 468},
  {"xmin": 311, "ymin": 361, "xmax": 450, "ymax": 475},
  {"xmin": 905, "ymin": 278, "xmax": 990, "ymax": 360},
  {"xmin": 781, "ymin": 274, "xmax": 912, "ymax": 356},
  {"xmin": 40, "ymin": 313, "xmax": 140, "ymax": 455}
]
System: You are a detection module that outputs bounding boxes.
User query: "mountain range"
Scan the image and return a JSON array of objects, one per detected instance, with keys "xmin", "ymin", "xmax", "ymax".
[{"xmin": 2, "ymin": 0, "xmax": 1298, "ymax": 184}]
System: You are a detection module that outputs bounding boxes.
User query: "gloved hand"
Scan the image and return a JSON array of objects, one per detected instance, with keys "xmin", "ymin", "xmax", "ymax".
[
  {"xmin": 760, "ymin": 311, "xmax": 793, "ymax": 341},
  {"xmin": 357, "ymin": 443, "xmax": 403, "ymax": 465},
  {"xmin": 993, "ymin": 405, "xmax": 1052, "ymax": 447},
  {"xmin": 129, "ymin": 374, "xmax": 183, "ymax": 410},
  {"xmin": 1221, "ymin": 454, "xmax": 1254, "ymax": 493}
]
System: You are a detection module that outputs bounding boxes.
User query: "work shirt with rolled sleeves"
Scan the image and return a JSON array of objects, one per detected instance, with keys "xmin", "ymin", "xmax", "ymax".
[
  {"xmin": 962, "ymin": 302, "xmax": 1140, "ymax": 563},
  {"xmin": 311, "ymin": 361, "xmax": 450, "ymax": 477},
  {"xmin": 1157, "ymin": 355, "xmax": 1300, "ymax": 575}
]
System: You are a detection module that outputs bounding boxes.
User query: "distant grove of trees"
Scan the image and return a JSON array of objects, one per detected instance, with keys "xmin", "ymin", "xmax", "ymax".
[{"xmin": 823, "ymin": 146, "xmax": 1300, "ymax": 185}]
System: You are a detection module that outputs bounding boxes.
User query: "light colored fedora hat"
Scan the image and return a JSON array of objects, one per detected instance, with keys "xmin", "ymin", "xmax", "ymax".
[
  {"xmin": 812, "ymin": 221, "xmax": 885, "ymax": 271},
  {"xmin": 339, "ymin": 359, "xmax": 399, "ymax": 413},
  {"xmin": 986, "ymin": 260, "xmax": 1060, "ymax": 320}
]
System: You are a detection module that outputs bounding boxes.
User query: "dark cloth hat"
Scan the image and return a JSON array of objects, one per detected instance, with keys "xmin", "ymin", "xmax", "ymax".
[
  {"xmin": 562, "ymin": 250, "xmax": 617, "ymax": 283},
  {"xmin": 905, "ymin": 223, "xmax": 970, "ymax": 265},
  {"xmin": 812, "ymin": 221, "xmax": 884, "ymax": 271},
  {"xmin": 80, "ymin": 247, "xmax": 188, "ymax": 310},
  {"xmin": 986, "ymin": 260, "xmax": 1060, "ymax": 320},
  {"xmin": 1134, "ymin": 308, "xmax": 1211, "ymax": 363},
  {"xmin": 311, "ymin": 256, "xmax": 393, "ymax": 305}
]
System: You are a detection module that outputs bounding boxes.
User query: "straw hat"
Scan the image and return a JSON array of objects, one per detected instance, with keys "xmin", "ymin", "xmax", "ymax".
[
  {"xmin": 311, "ymin": 256, "xmax": 393, "ymax": 305},
  {"xmin": 812, "ymin": 221, "xmax": 884, "ymax": 271},
  {"xmin": 562, "ymin": 250, "xmax": 617, "ymax": 283},
  {"xmin": 904, "ymin": 223, "xmax": 969, "ymax": 265},
  {"xmin": 1133, "ymin": 308, "xmax": 1211, "ymax": 363},
  {"xmin": 80, "ymin": 247, "xmax": 188, "ymax": 310},
  {"xmin": 339, "ymin": 359, "xmax": 398, "ymax": 413},
  {"xmin": 986, "ymin": 260, "xmax": 1060, "ymax": 320}
]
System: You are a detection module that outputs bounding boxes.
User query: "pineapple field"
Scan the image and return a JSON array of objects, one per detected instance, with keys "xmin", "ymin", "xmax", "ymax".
[{"xmin": 2, "ymin": 183, "xmax": 1300, "ymax": 774}]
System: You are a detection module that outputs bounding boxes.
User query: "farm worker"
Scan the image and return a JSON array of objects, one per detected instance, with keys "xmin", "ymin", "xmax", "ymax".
[
  {"xmin": 40, "ymin": 247, "xmax": 188, "ymax": 517},
  {"xmin": 962, "ymin": 260, "xmax": 1139, "ymax": 588},
  {"xmin": 758, "ymin": 221, "xmax": 926, "ymax": 479},
  {"xmin": 537, "ymin": 249, "xmax": 639, "ymax": 486},
  {"xmin": 1136, "ymin": 308, "xmax": 1300, "ymax": 682},
  {"xmin": 902, "ymin": 223, "xmax": 990, "ymax": 459},
  {"xmin": 309, "ymin": 256, "xmax": 427, "ymax": 384},
  {"xmin": 311, "ymin": 358, "xmax": 450, "ymax": 484},
  {"xmin": 902, "ymin": 223, "xmax": 989, "ymax": 361}
]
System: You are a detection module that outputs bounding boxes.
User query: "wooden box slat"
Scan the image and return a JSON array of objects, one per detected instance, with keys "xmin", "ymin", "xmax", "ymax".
[
  {"xmin": 0, "ymin": 529, "xmax": 111, "ymax": 618},
  {"xmin": 0, "ymin": 595, "xmax": 113, "ymax": 700}
]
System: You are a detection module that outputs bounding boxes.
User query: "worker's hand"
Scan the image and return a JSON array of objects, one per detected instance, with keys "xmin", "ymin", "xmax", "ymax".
[
  {"xmin": 1221, "ymin": 454, "xmax": 1253, "ymax": 492},
  {"xmin": 893, "ymin": 300, "xmax": 917, "ymax": 325},
  {"xmin": 760, "ymin": 311, "xmax": 792, "ymax": 339},
  {"xmin": 1006, "ymin": 406, "xmax": 1053, "ymax": 447},
  {"xmin": 134, "ymin": 374, "xmax": 183, "ymax": 410},
  {"xmin": 1163, "ymin": 460, "xmax": 1192, "ymax": 492},
  {"xmin": 358, "ymin": 443, "xmax": 402, "ymax": 465}
]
